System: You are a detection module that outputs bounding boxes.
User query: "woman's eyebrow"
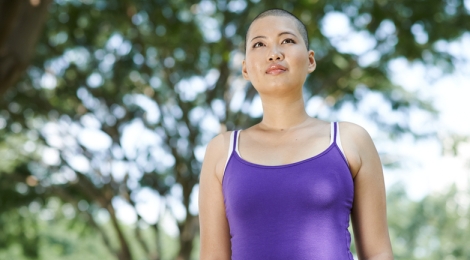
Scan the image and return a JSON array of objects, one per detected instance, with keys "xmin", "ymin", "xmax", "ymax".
[
  {"xmin": 278, "ymin": 31, "xmax": 297, "ymax": 38},
  {"xmin": 250, "ymin": 31, "xmax": 298, "ymax": 42},
  {"xmin": 250, "ymin": 35, "xmax": 267, "ymax": 42}
]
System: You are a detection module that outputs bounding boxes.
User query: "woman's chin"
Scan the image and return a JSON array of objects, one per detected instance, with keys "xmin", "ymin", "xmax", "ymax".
[{"xmin": 256, "ymin": 85, "xmax": 302, "ymax": 97}]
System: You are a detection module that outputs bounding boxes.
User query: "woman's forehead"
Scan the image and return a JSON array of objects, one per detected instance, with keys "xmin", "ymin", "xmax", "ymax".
[{"xmin": 247, "ymin": 16, "xmax": 300, "ymax": 38}]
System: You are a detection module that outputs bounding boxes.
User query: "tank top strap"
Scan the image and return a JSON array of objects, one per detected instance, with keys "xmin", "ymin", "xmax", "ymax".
[
  {"xmin": 223, "ymin": 130, "xmax": 239, "ymax": 174},
  {"xmin": 226, "ymin": 130, "xmax": 238, "ymax": 157},
  {"xmin": 232, "ymin": 130, "xmax": 239, "ymax": 152},
  {"xmin": 330, "ymin": 122, "xmax": 349, "ymax": 165},
  {"xmin": 334, "ymin": 121, "xmax": 338, "ymax": 143},
  {"xmin": 329, "ymin": 122, "xmax": 336, "ymax": 145},
  {"xmin": 235, "ymin": 130, "xmax": 242, "ymax": 155},
  {"xmin": 329, "ymin": 121, "xmax": 340, "ymax": 144}
]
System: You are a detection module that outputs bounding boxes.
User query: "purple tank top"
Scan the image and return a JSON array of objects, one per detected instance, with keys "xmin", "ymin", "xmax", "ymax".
[{"xmin": 222, "ymin": 122, "xmax": 354, "ymax": 259}]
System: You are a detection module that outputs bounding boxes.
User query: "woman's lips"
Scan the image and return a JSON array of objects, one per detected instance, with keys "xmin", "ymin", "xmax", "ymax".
[{"xmin": 266, "ymin": 64, "xmax": 287, "ymax": 75}]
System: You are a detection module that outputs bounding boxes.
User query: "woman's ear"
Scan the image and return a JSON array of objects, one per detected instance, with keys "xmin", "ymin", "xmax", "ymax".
[
  {"xmin": 307, "ymin": 50, "xmax": 316, "ymax": 73},
  {"xmin": 242, "ymin": 60, "xmax": 250, "ymax": 80}
]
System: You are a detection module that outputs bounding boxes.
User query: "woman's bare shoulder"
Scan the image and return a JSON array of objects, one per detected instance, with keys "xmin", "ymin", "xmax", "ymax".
[
  {"xmin": 338, "ymin": 121, "xmax": 378, "ymax": 178},
  {"xmin": 202, "ymin": 131, "xmax": 233, "ymax": 183},
  {"xmin": 338, "ymin": 121, "xmax": 372, "ymax": 141},
  {"xmin": 206, "ymin": 131, "xmax": 231, "ymax": 152}
]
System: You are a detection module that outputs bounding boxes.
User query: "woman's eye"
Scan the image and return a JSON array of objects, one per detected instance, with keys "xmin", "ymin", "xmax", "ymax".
[
  {"xmin": 253, "ymin": 42, "xmax": 264, "ymax": 48},
  {"xmin": 282, "ymin": 38, "xmax": 295, "ymax": 44}
]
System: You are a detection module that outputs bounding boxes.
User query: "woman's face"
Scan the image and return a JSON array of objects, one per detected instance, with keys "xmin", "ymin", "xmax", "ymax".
[{"xmin": 243, "ymin": 15, "xmax": 315, "ymax": 96}]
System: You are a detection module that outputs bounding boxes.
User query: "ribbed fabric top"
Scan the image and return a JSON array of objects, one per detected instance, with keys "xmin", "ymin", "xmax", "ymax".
[{"xmin": 222, "ymin": 122, "xmax": 354, "ymax": 260}]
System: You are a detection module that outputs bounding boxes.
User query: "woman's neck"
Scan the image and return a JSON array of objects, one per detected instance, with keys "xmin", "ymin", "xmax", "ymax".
[{"xmin": 257, "ymin": 94, "xmax": 311, "ymax": 131}]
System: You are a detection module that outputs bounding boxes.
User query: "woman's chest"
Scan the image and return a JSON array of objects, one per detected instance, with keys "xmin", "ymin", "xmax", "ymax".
[
  {"xmin": 222, "ymin": 154, "xmax": 354, "ymax": 220},
  {"xmin": 238, "ymin": 136, "xmax": 331, "ymax": 166}
]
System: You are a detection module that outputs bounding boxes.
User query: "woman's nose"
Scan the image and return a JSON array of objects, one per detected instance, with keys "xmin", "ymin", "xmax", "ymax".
[{"xmin": 268, "ymin": 47, "xmax": 283, "ymax": 61}]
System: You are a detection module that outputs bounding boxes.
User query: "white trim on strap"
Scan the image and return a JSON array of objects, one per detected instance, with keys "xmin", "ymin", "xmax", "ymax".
[
  {"xmin": 329, "ymin": 122, "xmax": 335, "ymax": 145},
  {"xmin": 335, "ymin": 122, "xmax": 349, "ymax": 166},
  {"xmin": 235, "ymin": 130, "xmax": 241, "ymax": 156},
  {"xmin": 222, "ymin": 131, "xmax": 235, "ymax": 174}
]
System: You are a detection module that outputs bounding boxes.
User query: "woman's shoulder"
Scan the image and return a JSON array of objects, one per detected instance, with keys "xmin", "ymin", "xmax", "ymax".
[
  {"xmin": 203, "ymin": 130, "xmax": 236, "ymax": 182},
  {"xmin": 205, "ymin": 131, "xmax": 234, "ymax": 162},
  {"xmin": 338, "ymin": 121, "xmax": 372, "ymax": 141},
  {"xmin": 337, "ymin": 121, "xmax": 378, "ymax": 178}
]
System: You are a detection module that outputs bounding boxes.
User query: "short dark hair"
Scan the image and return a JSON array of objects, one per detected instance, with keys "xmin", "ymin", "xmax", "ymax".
[{"xmin": 245, "ymin": 9, "xmax": 309, "ymax": 50}]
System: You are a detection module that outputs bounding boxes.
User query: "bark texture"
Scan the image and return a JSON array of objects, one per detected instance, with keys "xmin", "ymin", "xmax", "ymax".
[{"xmin": 0, "ymin": 0, "xmax": 51, "ymax": 96}]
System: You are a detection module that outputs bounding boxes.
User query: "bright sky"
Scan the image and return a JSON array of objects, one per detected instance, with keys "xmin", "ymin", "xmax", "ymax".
[{"xmin": 382, "ymin": 60, "xmax": 470, "ymax": 200}]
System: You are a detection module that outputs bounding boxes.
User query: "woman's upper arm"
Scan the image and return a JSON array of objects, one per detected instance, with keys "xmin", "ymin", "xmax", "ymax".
[
  {"xmin": 198, "ymin": 132, "xmax": 231, "ymax": 259},
  {"xmin": 340, "ymin": 122, "xmax": 393, "ymax": 260}
]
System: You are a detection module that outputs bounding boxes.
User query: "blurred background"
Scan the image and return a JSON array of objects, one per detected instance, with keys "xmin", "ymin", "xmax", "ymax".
[{"xmin": 1, "ymin": 0, "xmax": 470, "ymax": 259}]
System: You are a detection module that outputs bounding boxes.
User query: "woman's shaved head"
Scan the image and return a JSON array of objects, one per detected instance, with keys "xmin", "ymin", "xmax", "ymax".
[{"xmin": 245, "ymin": 9, "xmax": 309, "ymax": 50}]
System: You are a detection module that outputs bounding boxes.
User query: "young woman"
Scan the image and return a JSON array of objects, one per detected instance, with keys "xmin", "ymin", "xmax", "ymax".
[{"xmin": 198, "ymin": 9, "xmax": 393, "ymax": 260}]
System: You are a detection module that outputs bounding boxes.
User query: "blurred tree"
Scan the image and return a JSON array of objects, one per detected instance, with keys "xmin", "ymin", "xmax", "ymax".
[
  {"xmin": 0, "ymin": 0, "xmax": 52, "ymax": 96},
  {"xmin": 1, "ymin": 0, "xmax": 469, "ymax": 259},
  {"xmin": 387, "ymin": 182, "xmax": 470, "ymax": 259}
]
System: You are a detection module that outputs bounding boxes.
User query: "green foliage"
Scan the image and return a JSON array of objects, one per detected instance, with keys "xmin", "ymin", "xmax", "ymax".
[
  {"xmin": 1, "ymin": 0, "xmax": 469, "ymax": 259},
  {"xmin": 388, "ymin": 183, "xmax": 470, "ymax": 259},
  {"xmin": 0, "ymin": 208, "xmax": 115, "ymax": 260}
]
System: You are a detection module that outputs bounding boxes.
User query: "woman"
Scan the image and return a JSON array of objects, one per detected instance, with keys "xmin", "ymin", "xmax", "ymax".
[{"xmin": 198, "ymin": 9, "xmax": 393, "ymax": 260}]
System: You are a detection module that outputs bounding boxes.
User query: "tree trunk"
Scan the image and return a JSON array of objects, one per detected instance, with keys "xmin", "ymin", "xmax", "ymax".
[
  {"xmin": 107, "ymin": 204, "xmax": 133, "ymax": 260},
  {"xmin": 176, "ymin": 214, "xmax": 199, "ymax": 260},
  {"xmin": 0, "ymin": 0, "xmax": 51, "ymax": 96}
]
